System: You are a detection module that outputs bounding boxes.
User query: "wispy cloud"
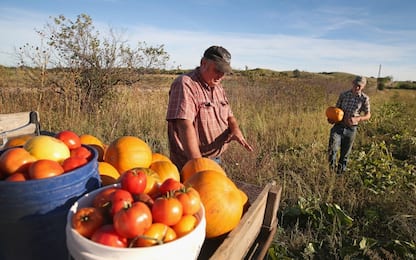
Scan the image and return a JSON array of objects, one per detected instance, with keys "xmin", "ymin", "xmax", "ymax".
[
  {"xmin": 0, "ymin": 6, "xmax": 414, "ymax": 81},
  {"xmin": 123, "ymin": 24, "xmax": 414, "ymax": 79}
]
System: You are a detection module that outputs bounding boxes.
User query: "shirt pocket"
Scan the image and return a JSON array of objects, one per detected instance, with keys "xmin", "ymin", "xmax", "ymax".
[
  {"xmin": 218, "ymin": 100, "xmax": 229, "ymax": 120},
  {"xmin": 198, "ymin": 102, "xmax": 215, "ymax": 123}
]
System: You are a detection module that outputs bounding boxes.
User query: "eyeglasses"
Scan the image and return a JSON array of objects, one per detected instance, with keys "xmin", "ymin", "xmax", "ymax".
[{"xmin": 208, "ymin": 60, "xmax": 224, "ymax": 75}]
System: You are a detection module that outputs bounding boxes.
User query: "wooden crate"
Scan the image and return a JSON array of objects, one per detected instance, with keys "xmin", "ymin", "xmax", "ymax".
[
  {"xmin": 0, "ymin": 111, "xmax": 41, "ymax": 148},
  {"xmin": 198, "ymin": 181, "xmax": 282, "ymax": 260}
]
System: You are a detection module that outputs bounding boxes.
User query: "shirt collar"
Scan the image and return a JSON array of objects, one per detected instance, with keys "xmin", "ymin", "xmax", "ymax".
[
  {"xmin": 195, "ymin": 67, "xmax": 210, "ymax": 89},
  {"xmin": 350, "ymin": 89, "xmax": 362, "ymax": 97}
]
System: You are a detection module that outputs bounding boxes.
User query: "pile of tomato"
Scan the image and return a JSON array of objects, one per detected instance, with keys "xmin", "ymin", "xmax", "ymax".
[
  {"xmin": 72, "ymin": 172, "xmax": 202, "ymax": 248},
  {"xmin": 0, "ymin": 130, "xmax": 92, "ymax": 181}
]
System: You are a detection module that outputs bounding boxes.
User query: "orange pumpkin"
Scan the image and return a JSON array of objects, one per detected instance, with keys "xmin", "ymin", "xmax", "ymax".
[
  {"xmin": 149, "ymin": 160, "xmax": 180, "ymax": 183},
  {"xmin": 151, "ymin": 152, "xmax": 172, "ymax": 164},
  {"xmin": 104, "ymin": 136, "xmax": 152, "ymax": 174},
  {"xmin": 326, "ymin": 106, "xmax": 344, "ymax": 122},
  {"xmin": 181, "ymin": 157, "xmax": 226, "ymax": 183},
  {"xmin": 98, "ymin": 161, "xmax": 120, "ymax": 186},
  {"xmin": 184, "ymin": 170, "xmax": 247, "ymax": 238}
]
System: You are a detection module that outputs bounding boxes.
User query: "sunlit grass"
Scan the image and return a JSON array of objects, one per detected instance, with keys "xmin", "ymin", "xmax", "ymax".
[{"xmin": 1, "ymin": 69, "xmax": 415, "ymax": 258}]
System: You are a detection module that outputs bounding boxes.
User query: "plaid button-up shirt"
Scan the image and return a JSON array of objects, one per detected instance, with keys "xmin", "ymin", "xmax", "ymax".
[
  {"xmin": 166, "ymin": 68, "xmax": 233, "ymax": 169},
  {"xmin": 336, "ymin": 89, "xmax": 370, "ymax": 123}
]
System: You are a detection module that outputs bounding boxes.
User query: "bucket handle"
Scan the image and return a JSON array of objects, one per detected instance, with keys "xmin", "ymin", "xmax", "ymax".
[{"xmin": 0, "ymin": 132, "xmax": 7, "ymax": 149}]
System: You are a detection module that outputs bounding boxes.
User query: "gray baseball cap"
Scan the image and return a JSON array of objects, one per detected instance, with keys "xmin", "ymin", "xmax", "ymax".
[
  {"xmin": 203, "ymin": 46, "xmax": 232, "ymax": 73},
  {"xmin": 353, "ymin": 76, "xmax": 367, "ymax": 87}
]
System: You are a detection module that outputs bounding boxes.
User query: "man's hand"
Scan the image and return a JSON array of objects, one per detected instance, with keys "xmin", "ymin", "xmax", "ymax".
[
  {"xmin": 327, "ymin": 118, "xmax": 336, "ymax": 124},
  {"xmin": 346, "ymin": 116, "xmax": 361, "ymax": 126},
  {"xmin": 225, "ymin": 126, "xmax": 254, "ymax": 152},
  {"xmin": 224, "ymin": 116, "xmax": 254, "ymax": 151}
]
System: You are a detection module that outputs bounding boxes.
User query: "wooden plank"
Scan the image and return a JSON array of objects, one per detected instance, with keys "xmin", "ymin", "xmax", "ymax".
[
  {"xmin": 262, "ymin": 184, "xmax": 282, "ymax": 230},
  {"xmin": 0, "ymin": 111, "xmax": 40, "ymax": 147},
  {"xmin": 245, "ymin": 225, "xmax": 277, "ymax": 260},
  {"xmin": 245, "ymin": 184, "xmax": 282, "ymax": 259},
  {"xmin": 207, "ymin": 182, "xmax": 273, "ymax": 260},
  {"xmin": 0, "ymin": 112, "xmax": 31, "ymax": 131},
  {"xmin": 1, "ymin": 124, "xmax": 37, "ymax": 138}
]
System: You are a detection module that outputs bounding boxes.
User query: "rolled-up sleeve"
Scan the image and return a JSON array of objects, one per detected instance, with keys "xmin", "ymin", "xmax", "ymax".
[{"xmin": 166, "ymin": 76, "xmax": 197, "ymax": 121}]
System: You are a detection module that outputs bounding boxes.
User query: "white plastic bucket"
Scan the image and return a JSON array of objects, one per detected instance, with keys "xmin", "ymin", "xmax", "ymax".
[{"xmin": 66, "ymin": 184, "xmax": 206, "ymax": 260}]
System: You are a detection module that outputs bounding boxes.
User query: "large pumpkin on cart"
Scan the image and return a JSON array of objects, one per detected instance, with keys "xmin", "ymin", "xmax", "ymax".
[
  {"xmin": 181, "ymin": 157, "xmax": 226, "ymax": 183},
  {"xmin": 185, "ymin": 170, "xmax": 248, "ymax": 238}
]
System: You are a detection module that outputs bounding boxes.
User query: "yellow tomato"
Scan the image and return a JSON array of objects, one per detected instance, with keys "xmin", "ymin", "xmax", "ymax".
[
  {"xmin": 24, "ymin": 135, "xmax": 70, "ymax": 163},
  {"xmin": 172, "ymin": 214, "xmax": 198, "ymax": 238},
  {"xmin": 134, "ymin": 223, "xmax": 176, "ymax": 247},
  {"xmin": 142, "ymin": 168, "xmax": 161, "ymax": 195}
]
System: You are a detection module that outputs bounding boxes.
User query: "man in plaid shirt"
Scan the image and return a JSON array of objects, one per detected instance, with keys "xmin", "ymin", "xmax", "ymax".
[
  {"xmin": 328, "ymin": 75, "xmax": 371, "ymax": 174},
  {"xmin": 166, "ymin": 46, "xmax": 253, "ymax": 171}
]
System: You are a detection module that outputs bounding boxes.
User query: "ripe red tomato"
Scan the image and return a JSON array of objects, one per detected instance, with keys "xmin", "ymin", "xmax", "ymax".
[
  {"xmin": 62, "ymin": 156, "xmax": 88, "ymax": 172},
  {"xmin": 133, "ymin": 192, "xmax": 154, "ymax": 208},
  {"xmin": 28, "ymin": 159, "xmax": 65, "ymax": 179},
  {"xmin": 55, "ymin": 130, "xmax": 81, "ymax": 150},
  {"xmin": 151, "ymin": 196, "xmax": 183, "ymax": 226},
  {"xmin": 72, "ymin": 207, "xmax": 105, "ymax": 238},
  {"xmin": 113, "ymin": 202, "xmax": 152, "ymax": 238},
  {"xmin": 119, "ymin": 168, "xmax": 147, "ymax": 195},
  {"xmin": 92, "ymin": 187, "xmax": 118, "ymax": 208},
  {"xmin": 91, "ymin": 224, "xmax": 128, "ymax": 248},
  {"xmin": 158, "ymin": 178, "xmax": 184, "ymax": 195},
  {"xmin": 175, "ymin": 187, "xmax": 201, "ymax": 215},
  {"xmin": 110, "ymin": 188, "xmax": 134, "ymax": 216},
  {"xmin": 70, "ymin": 146, "xmax": 92, "ymax": 160}
]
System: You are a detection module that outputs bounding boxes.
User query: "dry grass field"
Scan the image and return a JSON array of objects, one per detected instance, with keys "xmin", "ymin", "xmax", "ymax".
[{"xmin": 1, "ymin": 67, "xmax": 415, "ymax": 259}]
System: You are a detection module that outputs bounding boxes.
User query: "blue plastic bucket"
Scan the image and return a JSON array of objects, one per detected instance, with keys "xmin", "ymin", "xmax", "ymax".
[{"xmin": 0, "ymin": 145, "xmax": 101, "ymax": 260}]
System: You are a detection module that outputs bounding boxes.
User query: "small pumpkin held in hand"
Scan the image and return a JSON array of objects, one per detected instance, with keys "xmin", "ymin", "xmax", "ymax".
[{"xmin": 326, "ymin": 106, "xmax": 344, "ymax": 123}]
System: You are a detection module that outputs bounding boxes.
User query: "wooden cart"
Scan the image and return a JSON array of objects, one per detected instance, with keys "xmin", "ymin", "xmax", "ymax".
[
  {"xmin": 199, "ymin": 181, "xmax": 282, "ymax": 260},
  {"xmin": 0, "ymin": 111, "xmax": 41, "ymax": 149},
  {"xmin": 1, "ymin": 111, "xmax": 283, "ymax": 260}
]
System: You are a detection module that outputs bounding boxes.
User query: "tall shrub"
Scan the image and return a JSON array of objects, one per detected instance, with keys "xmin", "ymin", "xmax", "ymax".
[{"xmin": 17, "ymin": 14, "xmax": 169, "ymax": 112}]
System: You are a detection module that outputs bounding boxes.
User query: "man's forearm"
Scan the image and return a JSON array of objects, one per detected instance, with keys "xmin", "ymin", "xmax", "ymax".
[
  {"xmin": 227, "ymin": 116, "xmax": 239, "ymax": 131},
  {"xmin": 175, "ymin": 119, "xmax": 202, "ymax": 160}
]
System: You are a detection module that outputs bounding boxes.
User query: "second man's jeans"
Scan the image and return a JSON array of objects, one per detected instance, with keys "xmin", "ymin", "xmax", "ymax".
[{"xmin": 328, "ymin": 124, "xmax": 357, "ymax": 174}]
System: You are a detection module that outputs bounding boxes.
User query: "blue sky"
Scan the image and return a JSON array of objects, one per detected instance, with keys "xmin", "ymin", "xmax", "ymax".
[{"xmin": 1, "ymin": 0, "xmax": 415, "ymax": 81}]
